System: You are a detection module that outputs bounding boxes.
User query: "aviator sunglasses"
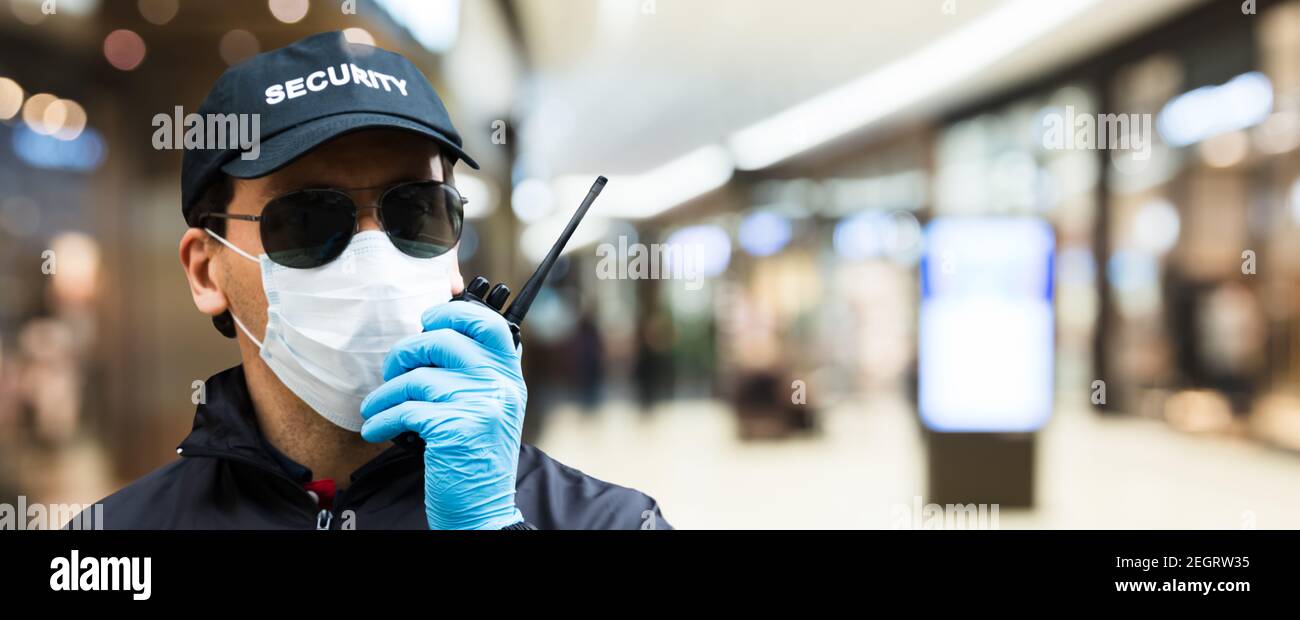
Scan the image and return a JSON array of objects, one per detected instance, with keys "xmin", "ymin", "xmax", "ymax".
[{"xmin": 202, "ymin": 179, "xmax": 465, "ymax": 269}]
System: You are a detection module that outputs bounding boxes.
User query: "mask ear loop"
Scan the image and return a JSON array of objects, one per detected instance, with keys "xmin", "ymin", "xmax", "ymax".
[
  {"xmin": 228, "ymin": 313, "xmax": 263, "ymax": 349},
  {"xmin": 202, "ymin": 228, "xmax": 263, "ymax": 347},
  {"xmin": 204, "ymin": 228, "xmax": 259, "ymax": 263}
]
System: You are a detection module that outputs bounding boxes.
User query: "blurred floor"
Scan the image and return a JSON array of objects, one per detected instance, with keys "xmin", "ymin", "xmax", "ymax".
[{"xmin": 536, "ymin": 396, "xmax": 1300, "ymax": 529}]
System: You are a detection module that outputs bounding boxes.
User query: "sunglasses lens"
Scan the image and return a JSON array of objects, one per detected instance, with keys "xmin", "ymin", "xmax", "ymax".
[
  {"xmin": 260, "ymin": 191, "xmax": 356, "ymax": 268},
  {"xmin": 380, "ymin": 182, "xmax": 463, "ymax": 259}
]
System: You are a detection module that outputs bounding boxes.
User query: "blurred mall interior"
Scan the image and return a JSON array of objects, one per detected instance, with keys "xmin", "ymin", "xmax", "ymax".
[{"xmin": 3, "ymin": 0, "xmax": 1300, "ymax": 528}]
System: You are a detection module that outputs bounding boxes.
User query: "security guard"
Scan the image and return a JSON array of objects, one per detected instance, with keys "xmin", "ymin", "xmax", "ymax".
[{"xmin": 90, "ymin": 32, "xmax": 669, "ymax": 530}]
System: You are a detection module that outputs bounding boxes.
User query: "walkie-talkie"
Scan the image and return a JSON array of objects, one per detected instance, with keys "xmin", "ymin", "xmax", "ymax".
[{"xmin": 393, "ymin": 176, "xmax": 608, "ymax": 454}]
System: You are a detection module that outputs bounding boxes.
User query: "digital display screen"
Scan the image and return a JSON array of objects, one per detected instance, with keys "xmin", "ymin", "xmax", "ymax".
[{"xmin": 919, "ymin": 217, "xmax": 1055, "ymax": 432}]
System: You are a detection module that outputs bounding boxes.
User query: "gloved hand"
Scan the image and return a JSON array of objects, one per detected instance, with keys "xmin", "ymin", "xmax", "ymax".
[{"xmin": 359, "ymin": 301, "xmax": 527, "ymax": 530}]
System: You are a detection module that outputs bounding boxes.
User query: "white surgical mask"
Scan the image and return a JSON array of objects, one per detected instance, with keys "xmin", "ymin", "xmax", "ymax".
[{"xmin": 205, "ymin": 228, "xmax": 454, "ymax": 431}]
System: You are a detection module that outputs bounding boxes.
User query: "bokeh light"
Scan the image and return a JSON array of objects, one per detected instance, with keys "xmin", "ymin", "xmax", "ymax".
[
  {"xmin": 47, "ymin": 99, "xmax": 88, "ymax": 141},
  {"xmin": 1199, "ymin": 130, "xmax": 1249, "ymax": 168},
  {"xmin": 50, "ymin": 231, "xmax": 103, "ymax": 306},
  {"xmin": 343, "ymin": 27, "xmax": 376, "ymax": 47},
  {"xmin": 738, "ymin": 211, "xmax": 792, "ymax": 257},
  {"xmin": 511, "ymin": 179, "xmax": 555, "ymax": 223},
  {"xmin": 268, "ymin": 0, "xmax": 309, "ymax": 24},
  {"xmin": 1254, "ymin": 110, "xmax": 1300, "ymax": 155},
  {"xmin": 665, "ymin": 224, "xmax": 732, "ymax": 278},
  {"xmin": 103, "ymin": 29, "xmax": 147, "ymax": 71},
  {"xmin": 137, "ymin": 0, "xmax": 179, "ymax": 25},
  {"xmin": 455, "ymin": 171, "xmax": 498, "ymax": 219},
  {"xmin": 0, "ymin": 78, "xmax": 23, "ymax": 121},
  {"xmin": 1131, "ymin": 199, "xmax": 1180, "ymax": 254},
  {"xmin": 833, "ymin": 211, "xmax": 921, "ymax": 262},
  {"xmin": 21, "ymin": 93, "xmax": 59, "ymax": 135},
  {"xmin": 10, "ymin": 0, "xmax": 49, "ymax": 25},
  {"xmin": 219, "ymin": 30, "xmax": 261, "ymax": 66},
  {"xmin": 12, "ymin": 124, "xmax": 106, "ymax": 171}
]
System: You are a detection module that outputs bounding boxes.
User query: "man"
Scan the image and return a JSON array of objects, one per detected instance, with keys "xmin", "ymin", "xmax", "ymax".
[{"xmin": 92, "ymin": 31, "xmax": 669, "ymax": 530}]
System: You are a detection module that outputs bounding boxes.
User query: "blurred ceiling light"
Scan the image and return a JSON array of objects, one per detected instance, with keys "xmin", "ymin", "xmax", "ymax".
[
  {"xmin": 553, "ymin": 145, "xmax": 734, "ymax": 220},
  {"xmin": 1254, "ymin": 110, "xmax": 1300, "ymax": 154},
  {"xmin": 46, "ymin": 99, "xmax": 87, "ymax": 141},
  {"xmin": 738, "ymin": 211, "xmax": 792, "ymax": 257},
  {"xmin": 21, "ymin": 93, "xmax": 59, "ymax": 135},
  {"xmin": 455, "ymin": 171, "xmax": 497, "ymax": 219},
  {"xmin": 268, "ymin": 0, "xmax": 309, "ymax": 24},
  {"xmin": 103, "ymin": 29, "xmax": 147, "ymax": 71},
  {"xmin": 137, "ymin": 0, "xmax": 178, "ymax": 25},
  {"xmin": 373, "ymin": 0, "xmax": 461, "ymax": 53},
  {"xmin": 727, "ymin": 0, "xmax": 1099, "ymax": 170},
  {"xmin": 1131, "ymin": 199, "xmax": 1180, "ymax": 254},
  {"xmin": 219, "ymin": 30, "xmax": 261, "ymax": 66},
  {"xmin": 0, "ymin": 77, "xmax": 23, "ymax": 121},
  {"xmin": 1199, "ymin": 130, "xmax": 1249, "ymax": 168},
  {"xmin": 343, "ymin": 27, "xmax": 376, "ymax": 47},
  {"xmin": 511, "ymin": 178, "xmax": 554, "ymax": 223},
  {"xmin": 1157, "ymin": 72, "xmax": 1273, "ymax": 147}
]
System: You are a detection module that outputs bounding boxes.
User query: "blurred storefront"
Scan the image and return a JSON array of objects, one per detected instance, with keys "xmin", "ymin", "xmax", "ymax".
[
  {"xmin": 1093, "ymin": 1, "xmax": 1300, "ymax": 449},
  {"xmin": 584, "ymin": 0, "xmax": 1300, "ymax": 457}
]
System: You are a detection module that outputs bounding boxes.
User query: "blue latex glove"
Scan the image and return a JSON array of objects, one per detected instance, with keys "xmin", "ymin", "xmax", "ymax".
[{"xmin": 359, "ymin": 301, "xmax": 527, "ymax": 530}]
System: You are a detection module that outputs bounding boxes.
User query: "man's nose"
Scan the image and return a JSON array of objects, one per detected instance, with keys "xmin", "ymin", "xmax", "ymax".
[
  {"xmin": 356, "ymin": 206, "xmax": 382, "ymax": 232},
  {"xmin": 352, "ymin": 187, "xmax": 383, "ymax": 232}
]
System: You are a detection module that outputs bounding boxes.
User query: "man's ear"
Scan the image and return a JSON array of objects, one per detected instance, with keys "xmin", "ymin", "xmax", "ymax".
[{"xmin": 179, "ymin": 228, "xmax": 229, "ymax": 317}]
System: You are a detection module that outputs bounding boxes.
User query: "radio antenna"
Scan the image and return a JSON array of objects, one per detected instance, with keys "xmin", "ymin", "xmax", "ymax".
[{"xmin": 502, "ymin": 176, "xmax": 607, "ymax": 326}]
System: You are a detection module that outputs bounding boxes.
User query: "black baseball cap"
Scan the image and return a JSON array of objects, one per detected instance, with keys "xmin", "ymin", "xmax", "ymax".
[{"xmin": 180, "ymin": 31, "xmax": 479, "ymax": 224}]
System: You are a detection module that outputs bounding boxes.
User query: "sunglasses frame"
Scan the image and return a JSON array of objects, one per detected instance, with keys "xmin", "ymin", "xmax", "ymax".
[{"xmin": 202, "ymin": 179, "xmax": 467, "ymax": 268}]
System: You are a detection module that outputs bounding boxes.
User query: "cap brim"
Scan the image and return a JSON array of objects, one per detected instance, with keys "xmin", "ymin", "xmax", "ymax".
[{"xmin": 221, "ymin": 111, "xmax": 480, "ymax": 179}]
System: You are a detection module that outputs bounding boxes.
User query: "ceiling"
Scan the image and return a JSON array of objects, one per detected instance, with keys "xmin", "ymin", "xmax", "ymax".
[
  {"xmin": 455, "ymin": 0, "xmax": 1208, "ymax": 179},
  {"xmin": 0, "ymin": 0, "xmax": 1211, "ymax": 192}
]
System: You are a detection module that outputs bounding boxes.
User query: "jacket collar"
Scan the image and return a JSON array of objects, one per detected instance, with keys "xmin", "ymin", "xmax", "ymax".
[{"xmin": 177, "ymin": 365, "xmax": 417, "ymax": 483}]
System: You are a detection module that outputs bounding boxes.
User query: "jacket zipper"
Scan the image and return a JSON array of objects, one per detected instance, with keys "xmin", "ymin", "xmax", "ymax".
[
  {"xmin": 178, "ymin": 447, "xmax": 323, "ymax": 526},
  {"xmin": 180, "ymin": 446, "xmax": 419, "ymax": 530}
]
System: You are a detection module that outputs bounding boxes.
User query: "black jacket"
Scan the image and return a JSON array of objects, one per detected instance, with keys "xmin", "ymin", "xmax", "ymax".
[{"xmin": 91, "ymin": 366, "xmax": 670, "ymax": 530}]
